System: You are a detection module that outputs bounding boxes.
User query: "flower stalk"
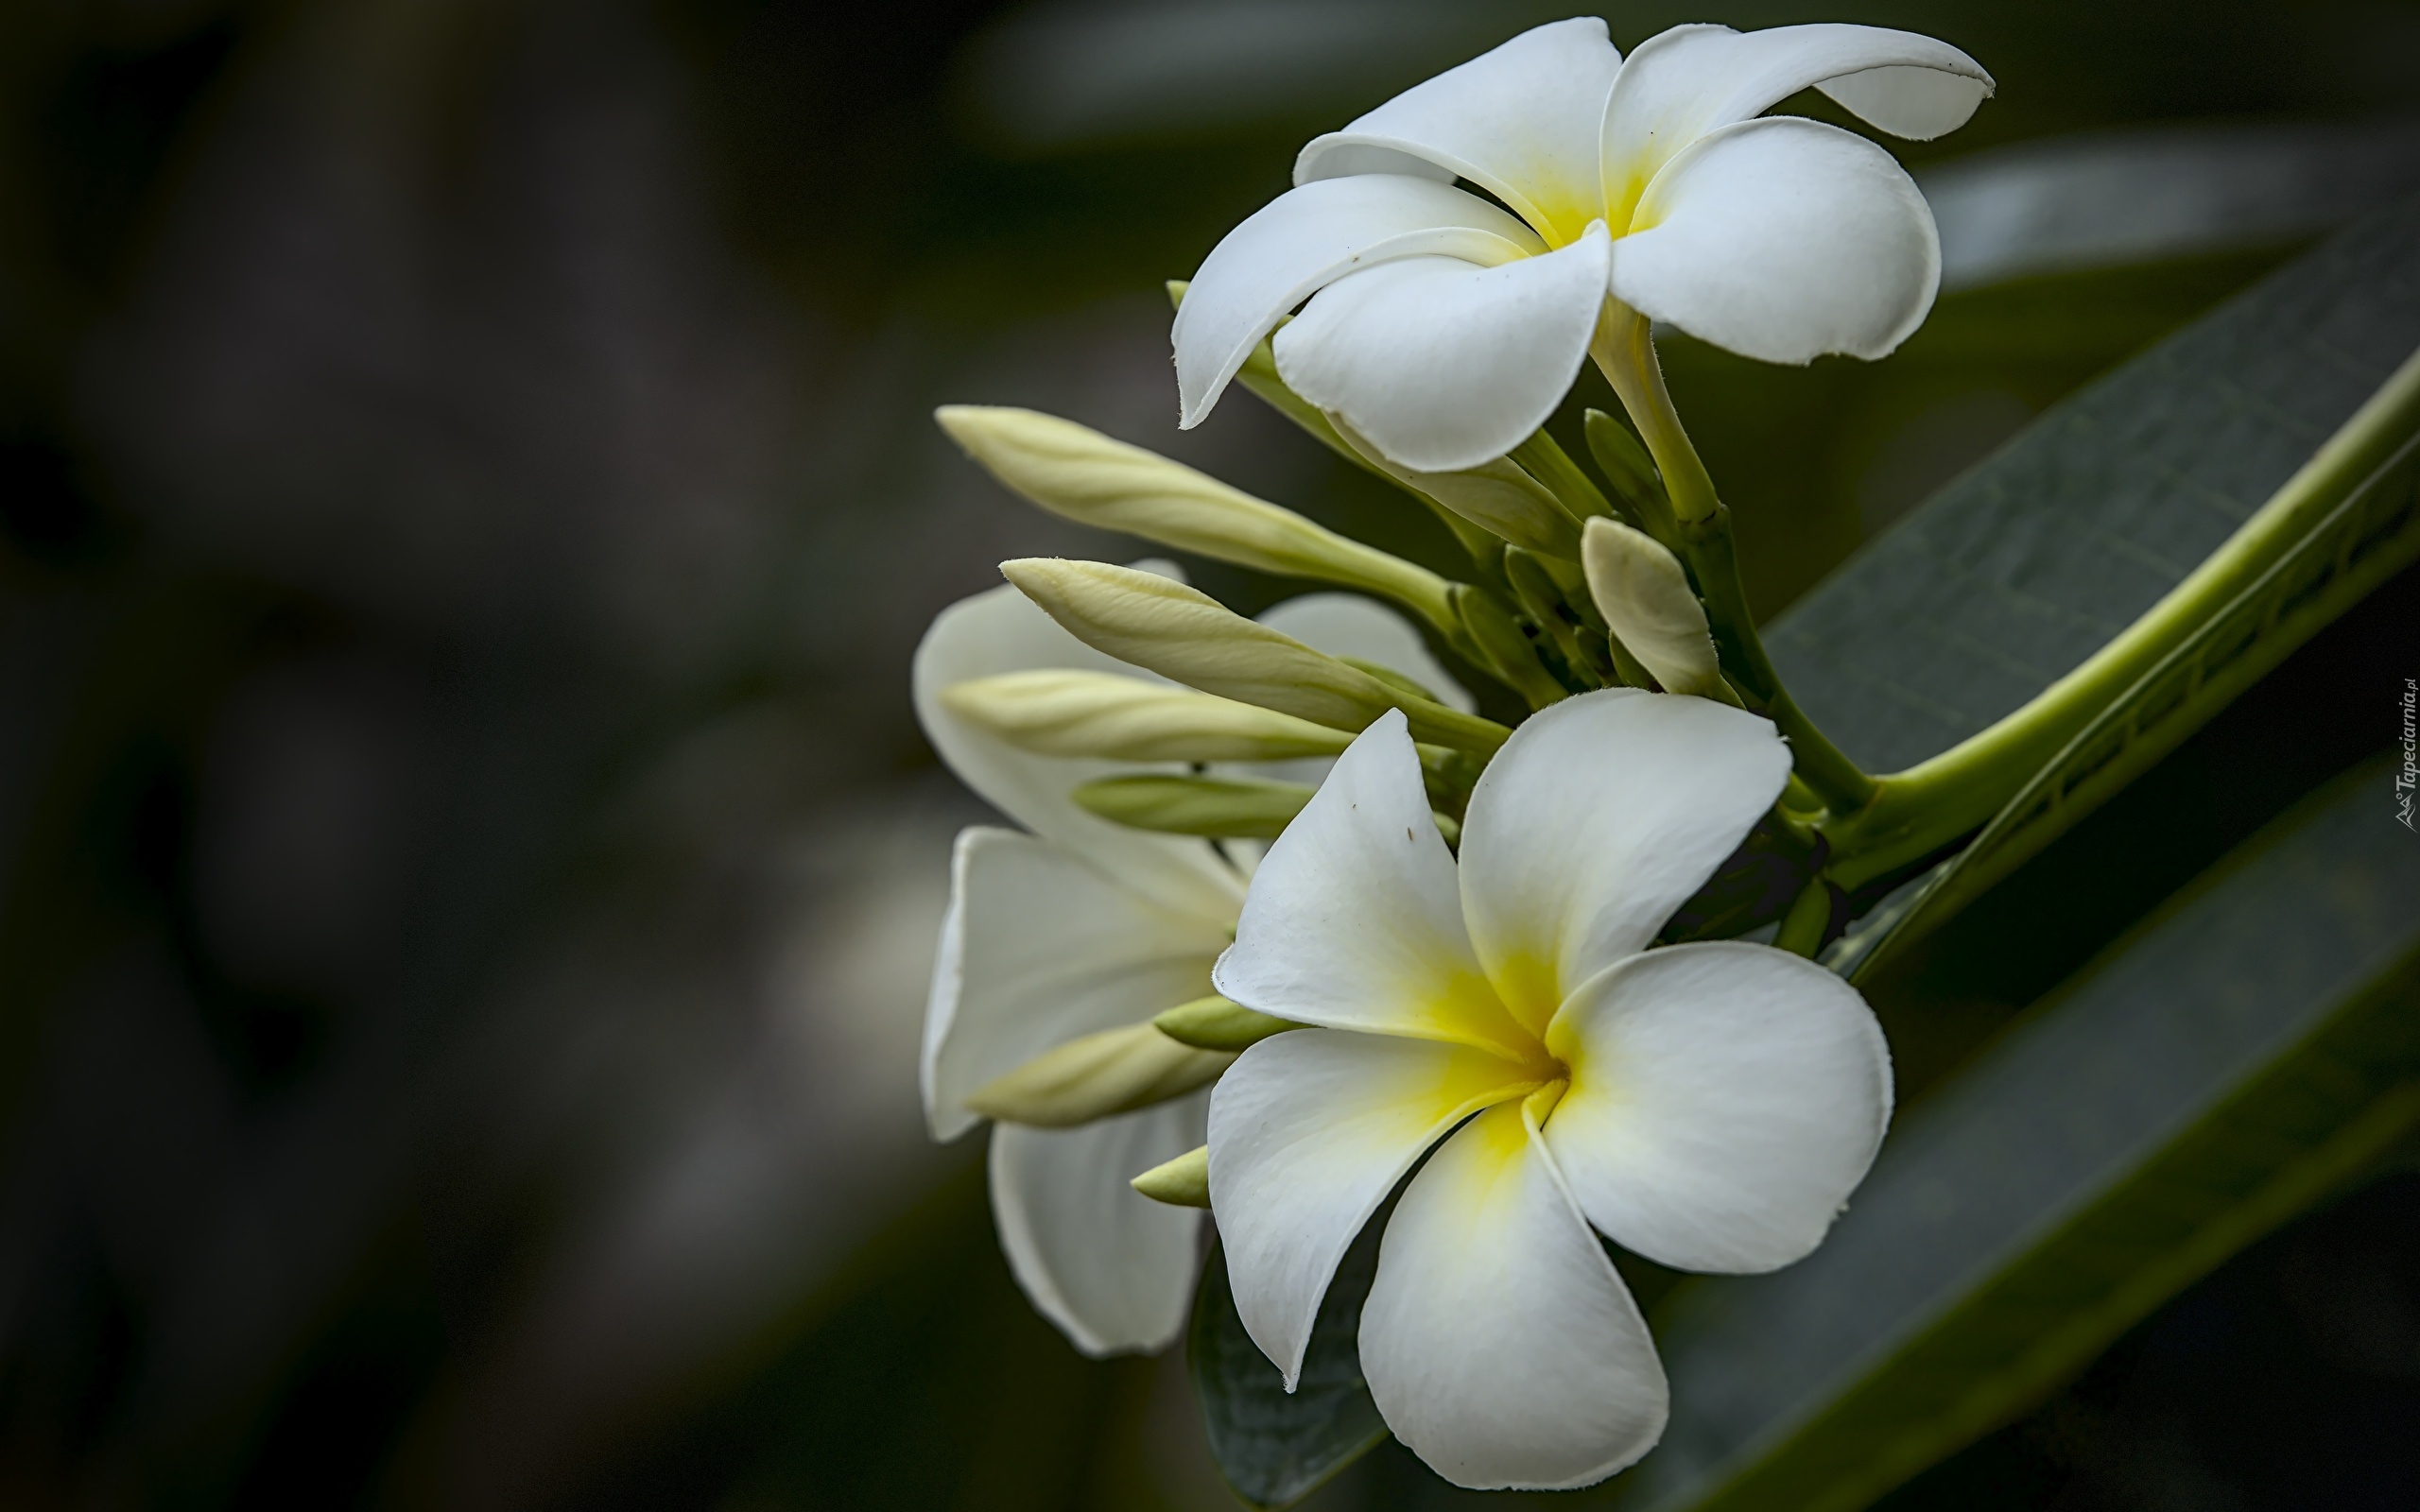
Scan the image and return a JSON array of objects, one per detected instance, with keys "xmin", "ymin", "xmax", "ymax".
[{"xmin": 1589, "ymin": 312, "xmax": 1878, "ymax": 816}]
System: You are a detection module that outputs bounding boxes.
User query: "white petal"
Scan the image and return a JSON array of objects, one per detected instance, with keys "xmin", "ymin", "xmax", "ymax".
[
  {"xmin": 1273, "ymin": 228, "xmax": 1612, "ymax": 474},
  {"xmin": 1612, "ymin": 117, "xmax": 1942, "ymax": 366},
  {"xmin": 1360, "ymin": 1102, "xmax": 1667, "ymax": 1490},
  {"xmin": 1602, "ymin": 23, "xmax": 1992, "ymax": 212},
  {"xmin": 923, "ymin": 827, "xmax": 1229, "ymax": 1141},
  {"xmin": 990, "ymin": 1093, "xmax": 1208, "ymax": 1356},
  {"xmin": 1295, "ymin": 17, "xmax": 1622, "ymax": 248},
  {"xmin": 1206, "ymin": 1028, "xmax": 1541, "ymax": 1386},
  {"xmin": 1457, "ymin": 691, "xmax": 1789, "ymax": 1033},
  {"xmin": 1174, "ymin": 175, "xmax": 1544, "ymax": 430},
  {"xmin": 1543, "ymin": 942, "xmax": 1893, "ymax": 1273},
  {"xmin": 1212, "ymin": 710, "xmax": 1528, "ymax": 1057},
  {"xmin": 914, "ymin": 574, "xmax": 1246, "ymax": 921}
]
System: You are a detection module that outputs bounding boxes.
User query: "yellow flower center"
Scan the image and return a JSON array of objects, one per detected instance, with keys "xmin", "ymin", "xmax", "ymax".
[{"xmin": 1427, "ymin": 959, "xmax": 1572, "ymax": 1124}]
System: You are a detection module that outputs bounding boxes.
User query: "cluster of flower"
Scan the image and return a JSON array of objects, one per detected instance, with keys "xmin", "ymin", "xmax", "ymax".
[{"xmin": 915, "ymin": 17, "xmax": 1990, "ymax": 1492}]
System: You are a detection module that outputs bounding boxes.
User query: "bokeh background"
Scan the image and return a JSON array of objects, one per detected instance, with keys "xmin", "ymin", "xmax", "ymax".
[{"xmin": 4, "ymin": 2, "xmax": 2418, "ymax": 1507}]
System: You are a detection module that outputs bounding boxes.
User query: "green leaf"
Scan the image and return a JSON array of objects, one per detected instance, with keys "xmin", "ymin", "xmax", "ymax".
[
  {"xmin": 1765, "ymin": 198, "xmax": 2420, "ymax": 880},
  {"xmin": 1605, "ymin": 757, "xmax": 2420, "ymax": 1512},
  {"xmin": 1189, "ymin": 1226, "xmax": 1390, "ymax": 1509},
  {"xmin": 1843, "ymin": 421, "xmax": 2420, "ymax": 981}
]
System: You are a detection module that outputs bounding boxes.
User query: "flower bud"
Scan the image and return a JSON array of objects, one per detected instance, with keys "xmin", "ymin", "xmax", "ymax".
[
  {"xmin": 1132, "ymin": 1144, "xmax": 1211, "ymax": 1208},
  {"xmin": 936, "ymin": 405, "xmax": 1458, "ymax": 634},
  {"xmin": 1581, "ymin": 517, "xmax": 1742, "ymax": 705},
  {"xmin": 1332, "ymin": 416, "xmax": 1582, "ymax": 560},
  {"xmin": 1070, "ymin": 774, "xmax": 1315, "ymax": 837},
  {"xmin": 1502, "ymin": 546, "xmax": 1603, "ymax": 686},
  {"xmin": 941, "ymin": 671, "xmax": 1353, "ymax": 762},
  {"xmin": 1001, "ymin": 559, "xmax": 1512, "ymax": 752},
  {"xmin": 1152, "ymin": 995, "xmax": 1300, "ymax": 1052},
  {"xmin": 1452, "ymin": 584, "xmax": 1568, "ymax": 709},
  {"xmin": 964, "ymin": 1023, "xmax": 1234, "ymax": 1128},
  {"xmin": 1583, "ymin": 408, "xmax": 1676, "ymax": 535},
  {"xmin": 1509, "ymin": 429, "xmax": 1615, "ymax": 523}
]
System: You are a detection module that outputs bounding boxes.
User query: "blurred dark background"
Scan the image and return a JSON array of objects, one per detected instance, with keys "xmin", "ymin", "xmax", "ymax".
[{"xmin": 3, "ymin": 1, "xmax": 2418, "ymax": 1507}]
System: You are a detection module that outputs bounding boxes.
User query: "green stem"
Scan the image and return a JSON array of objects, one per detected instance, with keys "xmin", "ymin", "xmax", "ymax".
[
  {"xmin": 1589, "ymin": 303, "xmax": 1878, "ymax": 815},
  {"xmin": 1773, "ymin": 877, "xmax": 1835, "ymax": 959},
  {"xmin": 1822, "ymin": 340, "xmax": 2420, "ymax": 891},
  {"xmin": 1592, "ymin": 305, "xmax": 1720, "ymax": 529}
]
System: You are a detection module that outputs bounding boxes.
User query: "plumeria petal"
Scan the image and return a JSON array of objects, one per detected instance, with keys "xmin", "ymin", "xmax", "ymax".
[
  {"xmin": 990, "ymin": 1093, "xmax": 1208, "ymax": 1356},
  {"xmin": 1457, "ymin": 691, "xmax": 1789, "ymax": 1033},
  {"xmin": 1543, "ymin": 942, "xmax": 1893, "ymax": 1273},
  {"xmin": 1293, "ymin": 17, "xmax": 1622, "ymax": 248},
  {"xmin": 914, "ymin": 571, "xmax": 1246, "ymax": 921},
  {"xmin": 1360, "ymin": 1101, "xmax": 1667, "ymax": 1490},
  {"xmin": 1602, "ymin": 23, "xmax": 1992, "ymax": 215},
  {"xmin": 1174, "ymin": 175, "xmax": 1544, "ymax": 430},
  {"xmin": 1214, "ymin": 710, "xmax": 1529, "ymax": 1057},
  {"xmin": 1273, "ymin": 228, "xmax": 1612, "ymax": 474},
  {"xmin": 1612, "ymin": 117, "xmax": 1941, "ymax": 365},
  {"xmin": 923, "ymin": 827, "xmax": 1228, "ymax": 1141},
  {"xmin": 1207, "ymin": 1028, "xmax": 1542, "ymax": 1386}
]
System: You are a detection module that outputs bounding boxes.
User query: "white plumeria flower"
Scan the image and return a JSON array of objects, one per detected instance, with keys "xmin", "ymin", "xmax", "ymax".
[
  {"xmin": 1205, "ymin": 691, "xmax": 1892, "ymax": 1488},
  {"xmin": 916, "ymin": 563, "xmax": 1467, "ymax": 1356},
  {"xmin": 1173, "ymin": 17, "xmax": 1992, "ymax": 472}
]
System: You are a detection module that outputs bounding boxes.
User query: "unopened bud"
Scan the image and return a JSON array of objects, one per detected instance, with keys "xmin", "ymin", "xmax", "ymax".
[
  {"xmin": 1581, "ymin": 517, "xmax": 1741, "ymax": 705},
  {"xmin": 1334, "ymin": 656, "xmax": 1446, "ymax": 710},
  {"xmin": 1502, "ymin": 547, "xmax": 1602, "ymax": 686},
  {"xmin": 941, "ymin": 671, "xmax": 1352, "ymax": 762},
  {"xmin": 1152, "ymin": 995, "xmax": 1300, "ymax": 1052},
  {"xmin": 936, "ymin": 405, "xmax": 1457, "ymax": 634},
  {"xmin": 1333, "ymin": 416, "xmax": 1582, "ymax": 560},
  {"xmin": 1001, "ymin": 559, "xmax": 1511, "ymax": 752},
  {"xmin": 964, "ymin": 1022, "xmax": 1234, "ymax": 1128},
  {"xmin": 1509, "ymin": 429, "xmax": 1615, "ymax": 523},
  {"xmin": 1132, "ymin": 1144, "xmax": 1211, "ymax": 1208},
  {"xmin": 1583, "ymin": 409, "xmax": 1675, "ymax": 534},
  {"xmin": 1452, "ymin": 584, "xmax": 1568, "ymax": 709},
  {"xmin": 1071, "ymin": 774, "xmax": 1315, "ymax": 837}
]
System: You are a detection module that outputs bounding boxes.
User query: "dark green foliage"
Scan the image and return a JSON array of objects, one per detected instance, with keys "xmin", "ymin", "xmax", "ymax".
[
  {"xmin": 1189, "ymin": 1229, "xmax": 1390, "ymax": 1510},
  {"xmin": 1767, "ymin": 198, "xmax": 2420, "ymax": 779}
]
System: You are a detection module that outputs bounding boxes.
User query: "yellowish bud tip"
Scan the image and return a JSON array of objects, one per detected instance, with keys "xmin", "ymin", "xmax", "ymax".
[
  {"xmin": 1132, "ymin": 1144, "xmax": 1211, "ymax": 1208},
  {"xmin": 931, "ymin": 402, "xmax": 983, "ymax": 438},
  {"xmin": 998, "ymin": 556, "xmax": 1117, "ymax": 617},
  {"xmin": 934, "ymin": 403, "xmax": 1074, "ymax": 462}
]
